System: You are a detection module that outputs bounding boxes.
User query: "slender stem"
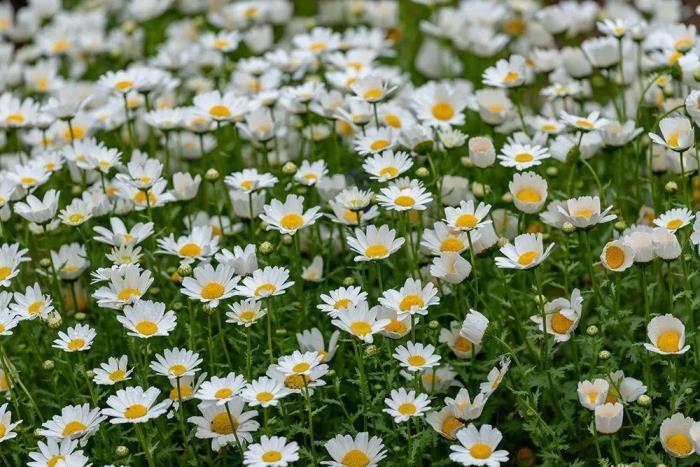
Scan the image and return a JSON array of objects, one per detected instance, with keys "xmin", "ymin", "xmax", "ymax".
[
  {"xmin": 351, "ymin": 338, "xmax": 368, "ymax": 431},
  {"xmin": 135, "ymin": 423, "xmax": 157, "ymax": 467}
]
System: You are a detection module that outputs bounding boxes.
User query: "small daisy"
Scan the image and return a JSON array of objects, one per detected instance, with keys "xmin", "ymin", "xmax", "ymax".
[
  {"xmin": 0, "ymin": 403, "xmax": 21, "ymax": 443},
  {"xmin": 294, "ymin": 160, "xmax": 328, "ymax": 186},
  {"xmin": 302, "ymin": 256, "xmax": 324, "ymax": 282},
  {"xmin": 157, "ymin": 225, "xmax": 220, "ymax": 264},
  {"xmin": 38, "ymin": 404, "xmax": 105, "ymax": 445},
  {"xmin": 445, "ymin": 389, "xmax": 488, "ymax": 421},
  {"xmin": 52, "ymin": 324, "xmax": 96, "ymax": 353},
  {"xmin": 449, "ymin": 423, "xmax": 510, "ymax": 466},
  {"xmin": 440, "ymin": 321, "xmax": 479, "ymax": 358},
  {"xmin": 376, "ymin": 181, "xmax": 433, "ymax": 211},
  {"xmin": 498, "ymin": 143, "xmax": 550, "ymax": 170},
  {"xmin": 150, "ymin": 348, "xmax": 203, "ymax": 379},
  {"xmin": 195, "ymin": 372, "xmax": 247, "ymax": 407},
  {"xmin": 188, "ymin": 398, "xmax": 259, "ymax": 452},
  {"xmin": 494, "ymin": 233, "xmax": 555, "ymax": 270},
  {"xmin": 93, "ymin": 218, "xmax": 154, "ymax": 247},
  {"xmin": 412, "ymin": 82, "xmax": 469, "ymax": 127},
  {"xmin": 353, "ymin": 127, "xmax": 396, "ymax": 156},
  {"xmin": 235, "ymin": 266, "xmax": 294, "ymax": 300},
  {"xmin": 560, "ymin": 110, "xmax": 610, "ymax": 132},
  {"xmin": 225, "ymin": 168, "xmax": 278, "ymax": 194},
  {"xmin": 296, "ymin": 328, "xmax": 340, "ymax": 363},
  {"xmin": 379, "ymin": 278, "xmax": 440, "ymax": 316},
  {"xmin": 116, "ymin": 300, "xmax": 177, "ymax": 338},
  {"xmin": 215, "ymin": 244, "xmax": 258, "ymax": 276},
  {"xmin": 644, "ymin": 314, "xmax": 690, "ymax": 355},
  {"xmin": 346, "ymin": 224, "xmax": 405, "ymax": 262},
  {"xmin": 193, "ymin": 90, "xmax": 248, "ymax": 122},
  {"xmin": 430, "ymin": 253, "xmax": 472, "ymax": 284},
  {"xmin": 27, "ymin": 439, "xmax": 89, "ymax": 467},
  {"xmin": 244, "ymin": 435, "xmax": 300, "ymax": 467},
  {"xmin": 427, "ymin": 406, "xmax": 466, "ymax": 440},
  {"xmin": 103, "ymin": 386, "xmax": 172, "ymax": 424},
  {"xmin": 577, "ymin": 378, "xmax": 609, "ymax": 410},
  {"xmin": 363, "ymin": 150, "xmax": 413, "ymax": 182},
  {"xmin": 649, "ymin": 117, "xmax": 694, "ymax": 152},
  {"xmin": 600, "ymin": 240, "xmax": 635, "ymax": 272},
  {"xmin": 317, "ymin": 286, "xmax": 368, "ymax": 318},
  {"xmin": 259, "ymin": 194, "xmax": 322, "ymax": 235},
  {"xmin": 660, "ymin": 413, "xmax": 695, "ymax": 458},
  {"xmin": 377, "ymin": 306, "xmax": 413, "ymax": 340},
  {"xmin": 13, "ymin": 189, "xmax": 60, "ymax": 224},
  {"xmin": 654, "ymin": 208, "xmax": 694, "ymax": 233},
  {"xmin": 479, "ymin": 357, "xmax": 511, "ymax": 396},
  {"xmin": 241, "ymin": 376, "xmax": 291, "ymax": 408},
  {"xmin": 322, "ymin": 432, "xmax": 387, "ymax": 467},
  {"xmin": 92, "ymin": 264, "xmax": 153, "ymax": 310},
  {"xmin": 509, "ymin": 172, "xmax": 548, "ymax": 214},
  {"xmin": 393, "ymin": 341, "xmax": 441, "ymax": 372},
  {"xmin": 331, "ymin": 302, "xmax": 389, "ymax": 344},
  {"xmin": 482, "ymin": 55, "xmax": 527, "ymax": 88},
  {"xmin": 557, "ymin": 196, "xmax": 616, "ymax": 229},
  {"xmin": 275, "ymin": 351, "xmax": 328, "ymax": 387},
  {"xmin": 181, "ymin": 263, "xmax": 239, "ymax": 308},
  {"xmin": 531, "ymin": 289, "xmax": 583, "ymax": 342},
  {"xmin": 226, "ymin": 299, "xmax": 267, "ymax": 327},
  {"xmin": 11, "ymin": 283, "xmax": 54, "ymax": 320},
  {"xmin": 93, "ymin": 355, "xmax": 132, "ymax": 386},
  {"xmin": 460, "ymin": 309, "xmax": 489, "ymax": 348},
  {"xmin": 444, "ymin": 201, "xmax": 492, "ymax": 232},
  {"xmin": 595, "ymin": 402, "xmax": 624, "ymax": 434},
  {"xmin": 605, "ymin": 370, "xmax": 647, "ymax": 404},
  {"xmin": 421, "ymin": 222, "xmax": 469, "ymax": 255},
  {"xmin": 0, "ymin": 308, "xmax": 20, "ymax": 336},
  {"xmin": 383, "ymin": 388, "xmax": 431, "ymax": 423}
]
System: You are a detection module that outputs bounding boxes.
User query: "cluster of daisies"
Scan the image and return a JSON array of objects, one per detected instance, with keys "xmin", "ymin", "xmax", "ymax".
[{"xmin": 3, "ymin": 0, "xmax": 700, "ymax": 466}]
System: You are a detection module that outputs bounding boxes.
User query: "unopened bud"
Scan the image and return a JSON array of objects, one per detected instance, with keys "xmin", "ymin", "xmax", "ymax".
[
  {"xmin": 562, "ymin": 222, "xmax": 576, "ymax": 233},
  {"xmin": 71, "ymin": 185, "xmax": 82, "ymax": 195},
  {"xmin": 460, "ymin": 156, "xmax": 473, "ymax": 167},
  {"xmin": 665, "ymin": 181, "xmax": 678, "ymax": 193},
  {"xmin": 364, "ymin": 344, "xmax": 379, "ymax": 357},
  {"xmin": 428, "ymin": 320, "xmax": 439, "ymax": 329},
  {"xmin": 415, "ymin": 167, "xmax": 429, "ymax": 178},
  {"xmin": 637, "ymin": 394, "xmax": 651, "ymax": 407},
  {"xmin": 46, "ymin": 311, "xmax": 62, "ymax": 328},
  {"xmin": 40, "ymin": 258, "xmax": 51, "ymax": 268},
  {"xmin": 468, "ymin": 136, "xmax": 496, "ymax": 168},
  {"xmin": 205, "ymin": 168, "xmax": 220, "ymax": 182},
  {"xmin": 116, "ymin": 445, "xmax": 130, "ymax": 457},
  {"xmin": 694, "ymin": 69, "xmax": 700, "ymax": 82},
  {"xmin": 177, "ymin": 264, "xmax": 192, "ymax": 277},
  {"xmin": 598, "ymin": 350, "xmax": 611, "ymax": 360},
  {"xmin": 614, "ymin": 220, "xmax": 627, "ymax": 231},
  {"xmin": 282, "ymin": 161, "xmax": 297, "ymax": 174},
  {"xmin": 534, "ymin": 294, "xmax": 546, "ymax": 305},
  {"xmin": 281, "ymin": 234, "xmax": 293, "ymax": 245},
  {"xmin": 75, "ymin": 312, "xmax": 86, "ymax": 321},
  {"xmin": 501, "ymin": 193, "xmax": 513, "ymax": 203},
  {"xmin": 545, "ymin": 166, "xmax": 558, "ymax": 176},
  {"xmin": 202, "ymin": 303, "xmax": 215, "ymax": 315},
  {"xmin": 42, "ymin": 360, "xmax": 54, "ymax": 370},
  {"xmin": 586, "ymin": 325, "xmax": 599, "ymax": 336},
  {"xmin": 85, "ymin": 370, "xmax": 95, "ymax": 379},
  {"xmin": 342, "ymin": 276, "xmax": 355, "ymax": 286},
  {"xmin": 275, "ymin": 328, "xmax": 287, "ymax": 336},
  {"xmin": 497, "ymin": 237, "xmax": 509, "ymax": 248},
  {"xmin": 173, "ymin": 302, "xmax": 183, "ymax": 311},
  {"xmin": 260, "ymin": 241, "xmax": 274, "ymax": 254}
]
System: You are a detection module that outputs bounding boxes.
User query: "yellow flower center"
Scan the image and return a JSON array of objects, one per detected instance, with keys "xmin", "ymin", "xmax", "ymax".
[
  {"xmin": 575, "ymin": 209, "xmax": 594, "ymax": 219},
  {"xmin": 384, "ymin": 319, "xmax": 407, "ymax": 335},
  {"xmin": 64, "ymin": 125, "xmax": 86, "ymax": 140},
  {"xmin": 135, "ymin": 321, "xmax": 158, "ymax": 336},
  {"xmin": 365, "ymin": 244, "xmax": 389, "ymax": 258},
  {"xmin": 179, "ymin": 243, "xmax": 202, "ymax": 257},
  {"xmin": 470, "ymin": 443, "xmax": 493, "ymax": 459},
  {"xmin": 5, "ymin": 114, "xmax": 25, "ymax": 125},
  {"xmin": 0, "ymin": 267, "xmax": 10, "ymax": 281},
  {"xmin": 201, "ymin": 282, "xmax": 225, "ymax": 300},
  {"xmin": 488, "ymin": 104, "xmax": 503, "ymax": 113},
  {"xmin": 378, "ymin": 166, "xmax": 398, "ymax": 178},
  {"xmin": 169, "ymin": 385, "xmax": 193, "ymax": 400},
  {"xmin": 256, "ymin": 391, "xmax": 274, "ymax": 402},
  {"xmin": 341, "ymin": 449, "xmax": 370, "ymax": 467},
  {"xmin": 394, "ymin": 195, "xmax": 415, "ymax": 207},
  {"xmin": 576, "ymin": 119, "xmax": 594, "ymax": 129},
  {"xmin": 516, "ymin": 189, "xmax": 541, "ymax": 203},
  {"xmin": 440, "ymin": 237, "xmax": 464, "ymax": 252},
  {"xmin": 667, "ymin": 219, "xmax": 683, "ymax": 230},
  {"xmin": 399, "ymin": 294, "xmax": 424, "ymax": 312},
  {"xmin": 370, "ymin": 139, "xmax": 390, "ymax": 151},
  {"xmin": 169, "ymin": 364, "xmax": 188, "ymax": 376},
  {"xmin": 514, "ymin": 153, "xmax": 534, "ymax": 163},
  {"xmin": 363, "ymin": 89, "xmax": 383, "ymax": 101},
  {"xmin": 28, "ymin": 301, "xmax": 44, "ymax": 315},
  {"xmin": 210, "ymin": 412, "xmax": 237, "ymax": 434},
  {"xmin": 455, "ymin": 213, "xmax": 478, "ymax": 229},
  {"xmin": 384, "ymin": 114, "xmax": 401, "ymax": 128},
  {"xmin": 432, "ymin": 102, "xmax": 455, "ymax": 121},
  {"xmin": 517, "ymin": 251, "xmax": 539, "ymax": 266},
  {"xmin": 334, "ymin": 298, "xmax": 353, "ymax": 310},
  {"xmin": 109, "ymin": 369, "xmax": 126, "ymax": 382},
  {"xmin": 309, "ymin": 42, "xmax": 326, "ymax": 52},
  {"xmin": 657, "ymin": 330, "xmax": 681, "ymax": 352},
  {"xmin": 292, "ymin": 362, "xmax": 310, "ymax": 373},
  {"xmin": 263, "ymin": 450, "xmax": 283, "ymax": 462},
  {"xmin": 48, "ymin": 455, "xmax": 66, "ymax": 467},
  {"xmin": 666, "ymin": 433, "xmax": 693, "ymax": 456},
  {"xmin": 675, "ymin": 38, "xmax": 693, "ymax": 51},
  {"xmin": 68, "ymin": 213, "xmax": 85, "ymax": 224},
  {"xmin": 280, "ymin": 213, "xmax": 304, "ymax": 231},
  {"xmin": 453, "ymin": 336, "xmax": 473, "ymax": 353},
  {"xmin": 605, "ymin": 246, "xmax": 625, "ymax": 269},
  {"xmin": 284, "ymin": 374, "xmax": 310, "ymax": 389},
  {"xmin": 398, "ymin": 402, "xmax": 416, "ymax": 415},
  {"xmin": 239, "ymin": 310, "xmax": 257, "ymax": 322},
  {"xmin": 350, "ymin": 321, "xmax": 372, "ymax": 336},
  {"xmin": 132, "ymin": 190, "xmax": 157, "ymax": 205},
  {"xmin": 541, "ymin": 123, "xmax": 557, "ymax": 132},
  {"xmin": 240, "ymin": 180, "xmax": 254, "ymax": 191},
  {"xmin": 115, "ymin": 80, "xmax": 133, "ymax": 91},
  {"xmin": 254, "ymin": 282, "xmax": 277, "ymax": 297},
  {"xmin": 124, "ymin": 404, "xmax": 147, "ymax": 419},
  {"xmin": 62, "ymin": 420, "xmax": 87, "ymax": 436},
  {"xmin": 215, "ymin": 388, "xmax": 233, "ymax": 399},
  {"xmin": 442, "ymin": 416, "xmax": 464, "ymax": 436},
  {"xmin": 213, "ymin": 39, "xmax": 230, "ymax": 49},
  {"xmin": 209, "ymin": 105, "xmax": 231, "ymax": 118},
  {"xmin": 550, "ymin": 312, "xmax": 574, "ymax": 334},
  {"xmin": 0, "ymin": 424, "xmax": 5, "ymax": 437},
  {"xmin": 20, "ymin": 176, "xmax": 36, "ymax": 185},
  {"xmin": 503, "ymin": 71, "xmax": 520, "ymax": 83},
  {"xmin": 118, "ymin": 288, "xmax": 141, "ymax": 301},
  {"xmin": 407, "ymin": 355, "xmax": 426, "ymax": 367},
  {"xmin": 67, "ymin": 338, "xmax": 85, "ymax": 350}
]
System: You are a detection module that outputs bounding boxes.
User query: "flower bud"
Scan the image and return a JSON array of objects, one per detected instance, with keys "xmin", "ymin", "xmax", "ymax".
[
  {"xmin": 260, "ymin": 241, "xmax": 274, "ymax": 254},
  {"xmin": 173, "ymin": 302, "xmax": 183, "ymax": 311},
  {"xmin": 327, "ymin": 369, "xmax": 336, "ymax": 377},
  {"xmin": 150, "ymin": 287, "xmax": 160, "ymax": 296},
  {"xmin": 694, "ymin": 69, "xmax": 700, "ymax": 82},
  {"xmin": 598, "ymin": 350, "xmax": 611, "ymax": 360},
  {"xmin": 415, "ymin": 167, "xmax": 429, "ymax": 178},
  {"xmin": 295, "ymin": 186, "xmax": 308, "ymax": 195},
  {"xmin": 202, "ymin": 303, "xmax": 215, "ymax": 315},
  {"xmin": 364, "ymin": 345, "xmax": 379, "ymax": 357},
  {"xmin": 562, "ymin": 222, "xmax": 576, "ymax": 233},
  {"xmin": 46, "ymin": 311, "xmax": 62, "ymax": 328},
  {"xmin": 342, "ymin": 276, "xmax": 355, "ymax": 286},
  {"xmin": 468, "ymin": 136, "xmax": 496, "ymax": 168},
  {"xmin": 282, "ymin": 161, "xmax": 297, "ymax": 174},
  {"xmin": 460, "ymin": 156, "xmax": 473, "ymax": 167},
  {"xmin": 497, "ymin": 236, "xmax": 509, "ymax": 248},
  {"xmin": 85, "ymin": 370, "xmax": 95, "ymax": 379},
  {"xmin": 71, "ymin": 185, "xmax": 82, "ymax": 195},
  {"xmin": 428, "ymin": 320, "xmax": 439, "ymax": 329},
  {"xmin": 75, "ymin": 312, "xmax": 86, "ymax": 321},
  {"xmin": 177, "ymin": 264, "xmax": 193, "ymax": 277},
  {"xmin": 40, "ymin": 258, "xmax": 51, "ymax": 268},
  {"xmin": 281, "ymin": 234, "xmax": 293, "ymax": 245},
  {"xmin": 116, "ymin": 446, "xmax": 130, "ymax": 457},
  {"xmin": 586, "ymin": 325, "xmax": 599, "ymax": 336},
  {"xmin": 665, "ymin": 181, "xmax": 678, "ymax": 193},
  {"xmin": 545, "ymin": 166, "xmax": 558, "ymax": 177},
  {"xmin": 501, "ymin": 193, "xmax": 513, "ymax": 203},
  {"xmin": 42, "ymin": 360, "xmax": 54, "ymax": 370},
  {"xmin": 637, "ymin": 394, "xmax": 651, "ymax": 407},
  {"xmin": 614, "ymin": 220, "xmax": 626, "ymax": 231},
  {"xmin": 275, "ymin": 328, "xmax": 287, "ymax": 336},
  {"xmin": 205, "ymin": 168, "xmax": 220, "ymax": 182},
  {"xmin": 471, "ymin": 182, "xmax": 486, "ymax": 198},
  {"xmin": 534, "ymin": 294, "xmax": 546, "ymax": 305}
]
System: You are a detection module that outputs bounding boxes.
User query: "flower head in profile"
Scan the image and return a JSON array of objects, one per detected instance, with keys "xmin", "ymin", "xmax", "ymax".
[
  {"xmin": 102, "ymin": 386, "xmax": 172, "ymax": 424},
  {"xmin": 449, "ymin": 423, "xmax": 510, "ymax": 466},
  {"xmin": 494, "ymin": 233, "xmax": 555, "ymax": 270}
]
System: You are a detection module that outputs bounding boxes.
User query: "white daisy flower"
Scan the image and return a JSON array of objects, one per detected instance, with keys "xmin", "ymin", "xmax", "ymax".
[
  {"xmin": 195, "ymin": 372, "xmax": 247, "ymax": 407},
  {"xmin": 259, "ymin": 194, "xmax": 322, "ymax": 235},
  {"xmin": 188, "ymin": 398, "xmax": 259, "ymax": 452},
  {"xmin": 234, "ymin": 266, "xmax": 294, "ymax": 300},
  {"xmin": 643, "ymin": 314, "xmax": 690, "ymax": 355},
  {"xmin": 103, "ymin": 386, "xmax": 172, "ymax": 424},
  {"xmin": 346, "ymin": 224, "xmax": 405, "ymax": 262},
  {"xmin": 93, "ymin": 355, "xmax": 132, "ymax": 386},
  {"xmin": 317, "ymin": 286, "xmax": 368, "ymax": 318},
  {"xmin": 52, "ymin": 324, "xmax": 96, "ymax": 353},
  {"xmin": 393, "ymin": 341, "xmax": 442, "ymax": 372},
  {"xmin": 331, "ymin": 302, "xmax": 389, "ymax": 344},
  {"xmin": 181, "ymin": 263, "xmax": 239, "ymax": 308},
  {"xmin": 379, "ymin": 277, "xmax": 440, "ymax": 316},
  {"xmin": 494, "ymin": 233, "xmax": 555, "ymax": 270},
  {"xmin": 497, "ymin": 143, "xmax": 550, "ymax": 170},
  {"xmin": 322, "ymin": 432, "xmax": 387, "ymax": 467},
  {"xmin": 150, "ymin": 348, "xmax": 203, "ymax": 379},
  {"xmin": 38, "ymin": 403, "xmax": 105, "ymax": 446},
  {"xmin": 449, "ymin": 423, "xmax": 510, "ymax": 466},
  {"xmin": 241, "ymin": 376, "xmax": 291, "ymax": 407},
  {"xmin": 244, "ymin": 435, "xmax": 300, "ymax": 467},
  {"xmin": 383, "ymin": 388, "xmax": 431, "ymax": 423},
  {"xmin": 116, "ymin": 300, "xmax": 177, "ymax": 338}
]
